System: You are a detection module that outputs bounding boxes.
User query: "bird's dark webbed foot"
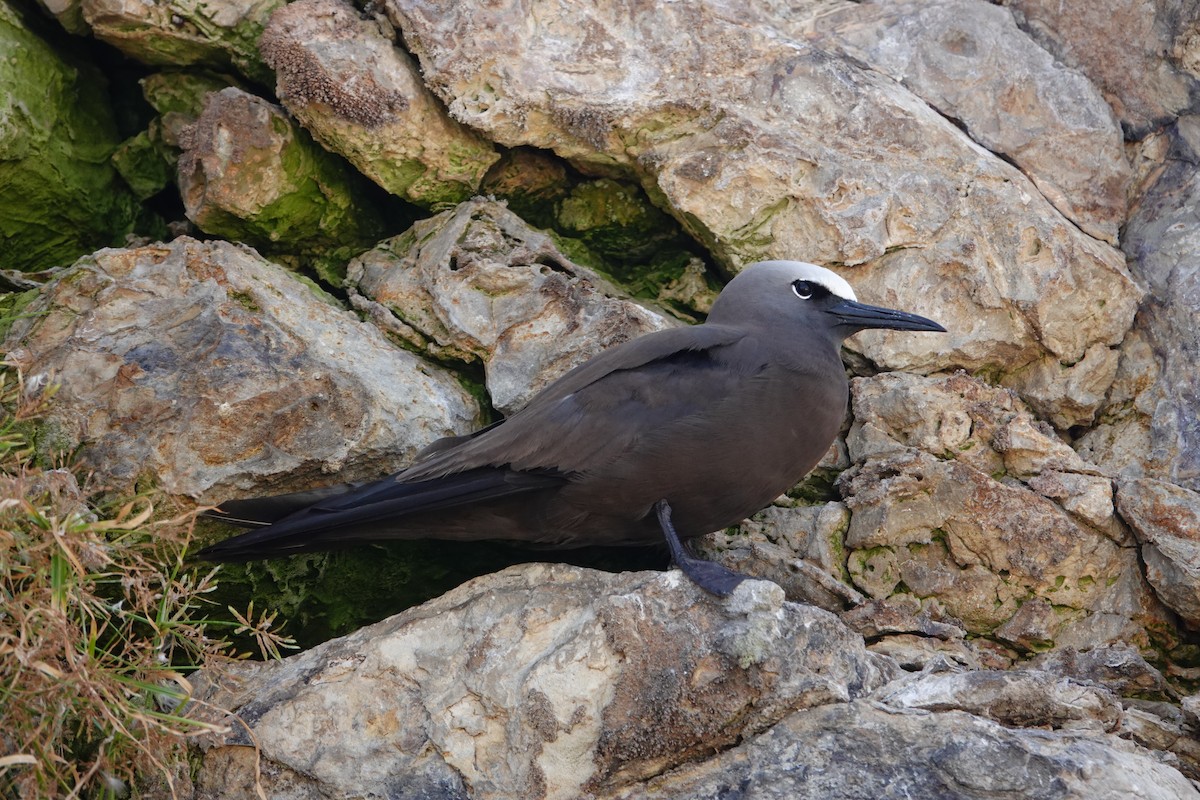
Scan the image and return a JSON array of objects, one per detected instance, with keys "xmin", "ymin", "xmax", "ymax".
[{"xmin": 654, "ymin": 499, "xmax": 748, "ymax": 597}]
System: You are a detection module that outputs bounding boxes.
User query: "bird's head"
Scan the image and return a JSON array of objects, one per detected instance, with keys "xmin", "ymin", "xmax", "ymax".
[{"xmin": 707, "ymin": 260, "xmax": 946, "ymax": 343}]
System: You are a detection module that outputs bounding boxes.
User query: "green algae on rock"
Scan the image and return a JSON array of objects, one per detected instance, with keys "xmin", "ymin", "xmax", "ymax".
[
  {"xmin": 0, "ymin": 3, "xmax": 138, "ymax": 272},
  {"xmin": 479, "ymin": 148, "xmax": 572, "ymax": 228},
  {"xmin": 555, "ymin": 178, "xmax": 687, "ymax": 265},
  {"xmin": 80, "ymin": 0, "xmax": 285, "ymax": 86},
  {"xmin": 178, "ymin": 88, "xmax": 389, "ymax": 284},
  {"xmin": 141, "ymin": 69, "xmax": 242, "ymax": 117}
]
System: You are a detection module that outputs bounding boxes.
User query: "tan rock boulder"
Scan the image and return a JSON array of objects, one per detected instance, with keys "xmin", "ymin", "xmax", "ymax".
[
  {"xmin": 177, "ymin": 87, "xmax": 389, "ymax": 283},
  {"xmin": 2, "ymin": 237, "xmax": 480, "ymax": 501},
  {"xmin": 260, "ymin": 0, "xmax": 499, "ymax": 207},
  {"xmin": 1117, "ymin": 478, "xmax": 1200, "ymax": 629},
  {"xmin": 1002, "ymin": 0, "xmax": 1199, "ymax": 136},
  {"xmin": 382, "ymin": 0, "xmax": 1141, "ymax": 428},
  {"xmin": 192, "ymin": 565, "xmax": 895, "ymax": 799},
  {"xmin": 348, "ymin": 198, "xmax": 676, "ymax": 414},
  {"xmin": 808, "ymin": 0, "xmax": 1129, "ymax": 244},
  {"xmin": 80, "ymin": 0, "xmax": 282, "ymax": 83}
]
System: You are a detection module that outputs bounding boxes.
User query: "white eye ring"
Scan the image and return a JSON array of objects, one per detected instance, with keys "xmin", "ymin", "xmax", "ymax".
[{"xmin": 792, "ymin": 281, "xmax": 813, "ymax": 300}]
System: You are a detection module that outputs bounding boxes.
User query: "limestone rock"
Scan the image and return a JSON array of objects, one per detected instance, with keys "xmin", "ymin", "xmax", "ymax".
[
  {"xmin": 382, "ymin": 0, "xmax": 1141, "ymax": 424},
  {"xmin": 37, "ymin": 0, "xmax": 88, "ymax": 35},
  {"xmin": 1082, "ymin": 117, "xmax": 1200, "ymax": 489},
  {"xmin": 1117, "ymin": 478, "xmax": 1200, "ymax": 629},
  {"xmin": 1031, "ymin": 642, "xmax": 1174, "ymax": 701},
  {"xmin": 611, "ymin": 699, "xmax": 1200, "ymax": 800},
  {"xmin": 877, "ymin": 668, "xmax": 1123, "ymax": 731},
  {"xmin": 840, "ymin": 372, "xmax": 1171, "ymax": 651},
  {"xmin": 177, "ymin": 87, "xmax": 387, "ymax": 283},
  {"xmin": 260, "ymin": 0, "xmax": 499, "ymax": 207},
  {"xmin": 191, "ymin": 564, "xmax": 895, "ymax": 800},
  {"xmin": 348, "ymin": 198, "xmax": 675, "ymax": 414},
  {"xmin": 810, "ymin": 0, "xmax": 1129, "ymax": 244},
  {"xmin": 1072, "ymin": 330, "xmax": 1171, "ymax": 480},
  {"xmin": 188, "ymin": 565, "xmax": 1200, "ymax": 799},
  {"xmin": 696, "ymin": 501, "xmax": 858, "ymax": 612},
  {"xmin": 2, "ymin": 237, "xmax": 480, "ymax": 501},
  {"xmin": 1001, "ymin": 0, "xmax": 1200, "ymax": 137},
  {"xmin": 1120, "ymin": 703, "xmax": 1200, "ymax": 784},
  {"xmin": 79, "ymin": 0, "xmax": 282, "ymax": 84},
  {"xmin": 846, "ymin": 371, "xmax": 1093, "ymax": 478},
  {"xmin": 0, "ymin": 2, "xmax": 138, "ymax": 271}
]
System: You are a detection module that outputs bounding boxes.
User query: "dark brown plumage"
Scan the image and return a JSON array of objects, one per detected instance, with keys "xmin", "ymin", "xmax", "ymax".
[{"xmin": 197, "ymin": 260, "xmax": 945, "ymax": 594}]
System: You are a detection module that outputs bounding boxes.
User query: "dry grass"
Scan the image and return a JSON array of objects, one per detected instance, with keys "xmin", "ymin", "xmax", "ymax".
[{"xmin": 0, "ymin": 367, "xmax": 295, "ymax": 799}]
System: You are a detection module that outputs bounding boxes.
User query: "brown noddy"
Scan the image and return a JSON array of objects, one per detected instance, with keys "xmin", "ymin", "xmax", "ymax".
[{"xmin": 196, "ymin": 260, "xmax": 945, "ymax": 595}]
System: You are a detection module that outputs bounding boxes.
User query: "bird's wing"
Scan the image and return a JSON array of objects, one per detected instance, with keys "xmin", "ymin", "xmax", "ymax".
[
  {"xmin": 402, "ymin": 324, "xmax": 755, "ymax": 480},
  {"xmin": 196, "ymin": 324, "xmax": 753, "ymax": 561}
]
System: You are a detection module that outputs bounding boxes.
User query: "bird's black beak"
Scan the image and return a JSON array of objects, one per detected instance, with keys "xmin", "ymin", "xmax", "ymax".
[{"xmin": 828, "ymin": 298, "xmax": 947, "ymax": 333}]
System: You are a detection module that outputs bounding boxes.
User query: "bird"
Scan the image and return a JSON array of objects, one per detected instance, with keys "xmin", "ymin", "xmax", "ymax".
[{"xmin": 196, "ymin": 260, "xmax": 946, "ymax": 596}]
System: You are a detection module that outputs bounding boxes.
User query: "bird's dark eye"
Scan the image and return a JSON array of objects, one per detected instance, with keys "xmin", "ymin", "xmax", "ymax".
[{"xmin": 792, "ymin": 280, "xmax": 814, "ymax": 300}]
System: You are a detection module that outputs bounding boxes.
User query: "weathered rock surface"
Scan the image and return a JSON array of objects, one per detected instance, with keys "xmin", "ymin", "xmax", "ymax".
[
  {"xmin": 809, "ymin": 0, "xmax": 1129, "ymax": 244},
  {"xmin": 192, "ymin": 565, "xmax": 896, "ymax": 800},
  {"xmin": 876, "ymin": 667, "xmax": 1123, "ymax": 731},
  {"xmin": 178, "ymin": 87, "xmax": 387, "ymax": 282},
  {"xmin": 1031, "ymin": 642, "xmax": 1175, "ymax": 701},
  {"xmin": 1079, "ymin": 117, "xmax": 1200, "ymax": 489},
  {"xmin": 113, "ymin": 71, "xmax": 241, "ymax": 206},
  {"xmin": 738, "ymin": 372, "xmax": 1174, "ymax": 655},
  {"xmin": 697, "ymin": 500, "xmax": 857, "ymax": 613},
  {"xmin": 2, "ymin": 237, "xmax": 479, "ymax": 501},
  {"xmin": 1001, "ymin": 0, "xmax": 1200, "ymax": 137},
  {"xmin": 695, "ymin": 371, "xmax": 1185, "ymax": 664},
  {"xmin": 383, "ymin": 0, "xmax": 1142, "ymax": 430},
  {"xmin": 0, "ymin": 2, "xmax": 138, "ymax": 272},
  {"xmin": 1118, "ymin": 478, "xmax": 1200, "ymax": 629},
  {"xmin": 260, "ymin": 0, "xmax": 498, "ymax": 207},
  {"xmin": 79, "ymin": 0, "xmax": 282, "ymax": 84},
  {"xmin": 611, "ymin": 699, "xmax": 1199, "ymax": 800},
  {"xmin": 348, "ymin": 198, "xmax": 676, "ymax": 414},
  {"xmin": 192, "ymin": 564, "xmax": 1200, "ymax": 800},
  {"xmin": 843, "ymin": 372, "xmax": 1176, "ymax": 651}
]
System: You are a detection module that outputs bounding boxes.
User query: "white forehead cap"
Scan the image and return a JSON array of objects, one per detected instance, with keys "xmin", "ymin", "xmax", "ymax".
[{"xmin": 754, "ymin": 260, "xmax": 858, "ymax": 301}]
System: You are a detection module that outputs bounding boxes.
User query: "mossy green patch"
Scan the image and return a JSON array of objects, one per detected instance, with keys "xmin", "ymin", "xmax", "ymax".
[
  {"xmin": 0, "ymin": 3, "xmax": 139, "ymax": 271},
  {"xmin": 32, "ymin": 415, "xmax": 79, "ymax": 469},
  {"xmin": 140, "ymin": 70, "xmax": 240, "ymax": 116},
  {"xmin": 554, "ymin": 178, "xmax": 692, "ymax": 267},
  {"xmin": 112, "ymin": 124, "xmax": 177, "ymax": 200},
  {"xmin": 187, "ymin": 100, "xmax": 388, "ymax": 285},
  {"xmin": 787, "ymin": 466, "xmax": 843, "ymax": 504},
  {"xmin": 0, "ymin": 288, "xmax": 42, "ymax": 342},
  {"xmin": 227, "ymin": 290, "xmax": 261, "ymax": 312},
  {"xmin": 97, "ymin": 0, "xmax": 282, "ymax": 86},
  {"xmin": 971, "ymin": 363, "xmax": 1008, "ymax": 385},
  {"xmin": 202, "ymin": 534, "xmax": 666, "ymax": 650}
]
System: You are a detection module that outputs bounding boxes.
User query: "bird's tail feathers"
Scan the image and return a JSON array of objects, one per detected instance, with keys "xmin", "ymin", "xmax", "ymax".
[
  {"xmin": 203, "ymin": 483, "xmax": 362, "ymax": 528},
  {"xmin": 195, "ymin": 468, "xmax": 566, "ymax": 562}
]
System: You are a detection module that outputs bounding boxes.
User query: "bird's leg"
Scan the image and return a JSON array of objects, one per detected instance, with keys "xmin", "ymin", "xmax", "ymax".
[{"xmin": 654, "ymin": 499, "xmax": 747, "ymax": 597}]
